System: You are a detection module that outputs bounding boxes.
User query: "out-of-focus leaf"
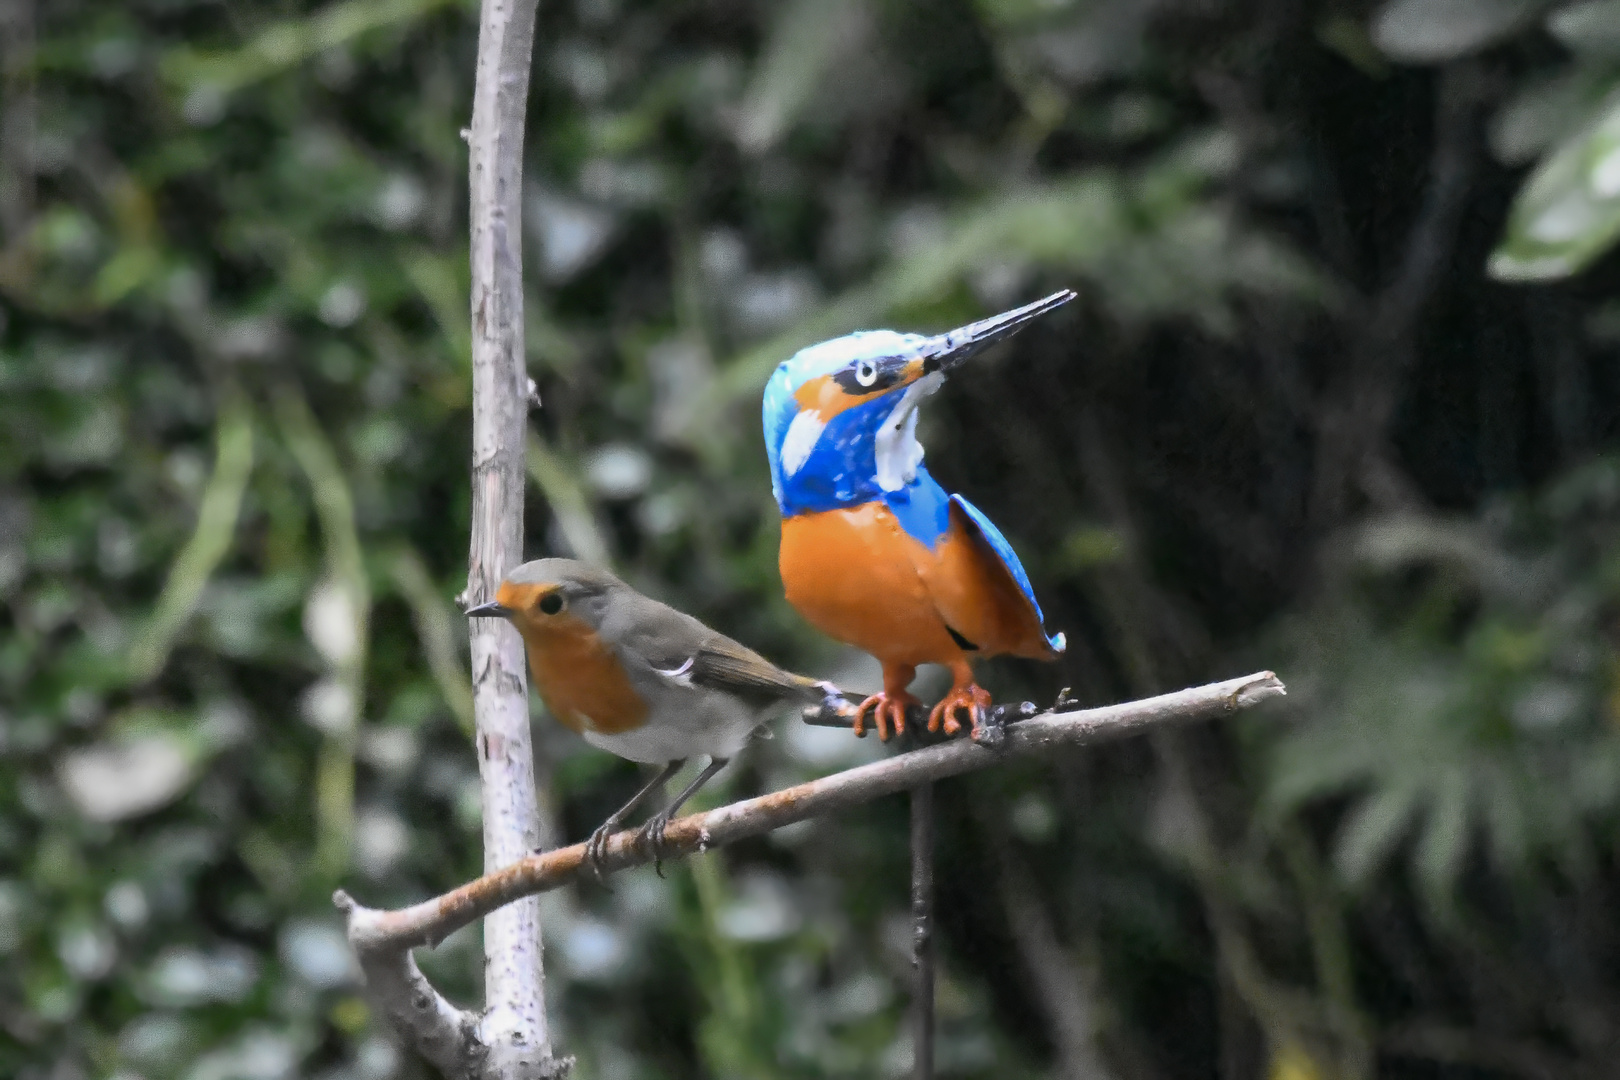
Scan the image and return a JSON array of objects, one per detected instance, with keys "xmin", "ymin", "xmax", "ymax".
[
  {"xmin": 526, "ymin": 433, "xmax": 613, "ymax": 568},
  {"xmin": 387, "ymin": 547, "xmax": 475, "ymax": 739},
  {"xmin": 1413, "ymin": 767, "xmax": 1472, "ymax": 905},
  {"xmin": 1268, "ymin": 1041, "xmax": 1329, "ymax": 1080},
  {"xmin": 127, "ymin": 396, "xmax": 254, "ymax": 683},
  {"xmin": 972, "ymin": 0, "xmax": 1082, "ymax": 28},
  {"xmin": 161, "ymin": 0, "xmax": 463, "ymax": 99},
  {"xmin": 141, "ymin": 945, "xmax": 260, "ymax": 1007},
  {"xmin": 732, "ymin": 0, "xmax": 864, "ymax": 154},
  {"xmin": 1549, "ymin": 0, "xmax": 1620, "ymax": 55},
  {"xmin": 1490, "ymin": 69, "xmax": 1620, "ymax": 166},
  {"xmin": 1316, "ymin": 14, "xmax": 1393, "ymax": 78},
  {"xmin": 526, "ymin": 189, "xmax": 619, "ymax": 283},
  {"xmin": 56, "ymin": 733, "xmax": 196, "ymax": 823},
  {"xmin": 401, "ymin": 249, "xmax": 472, "ymax": 368},
  {"xmin": 1478, "ymin": 765, "xmax": 1534, "ymax": 875},
  {"xmin": 186, "ymin": 1026, "xmax": 302, "ymax": 1080},
  {"xmin": 1371, "ymin": 0, "xmax": 1547, "ymax": 62},
  {"xmin": 1333, "ymin": 780, "xmax": 1422, "ymax": 886},
  {"xmin": 275, "ymin": 390, "xmax": 369, "ymax": 881},
  {"xmin": 1490, "ymin": 97, "xmax": 1620, "ymax": 280}
]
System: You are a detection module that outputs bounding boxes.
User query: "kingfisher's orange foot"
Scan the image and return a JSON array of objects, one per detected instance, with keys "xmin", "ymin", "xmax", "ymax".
[
  {"xmin": 928, "ymin": 683, "xmax": 993, "ymax": 737},
  {"xmin": 854, "ymin": 690, "xmax": 920, "ymax": 741}
]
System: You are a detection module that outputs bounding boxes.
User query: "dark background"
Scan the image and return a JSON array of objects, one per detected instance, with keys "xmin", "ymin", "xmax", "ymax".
[{"xmin": 6, "ymin": 0, "xmax": 1620, "ymax": 1077}]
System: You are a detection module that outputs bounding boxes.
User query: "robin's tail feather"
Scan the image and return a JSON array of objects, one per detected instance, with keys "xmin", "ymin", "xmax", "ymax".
[{"xmin": 691, "ymin": 641, "xmax": 831, "ymax": 704}]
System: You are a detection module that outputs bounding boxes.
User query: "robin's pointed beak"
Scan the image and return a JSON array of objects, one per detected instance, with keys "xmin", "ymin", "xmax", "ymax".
[
  {"xmin": 920, "ymin": 288, "xmax": 1076, "ymax": 378},
  {"xmin": 465, "ymin": 600, "xmax": 513, "ymax": 619}
]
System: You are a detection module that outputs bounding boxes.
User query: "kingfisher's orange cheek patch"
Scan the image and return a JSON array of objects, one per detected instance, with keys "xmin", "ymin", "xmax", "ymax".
[{"xmin": 793, "ymin": 373, "xmax": 880, "ymax": 422}]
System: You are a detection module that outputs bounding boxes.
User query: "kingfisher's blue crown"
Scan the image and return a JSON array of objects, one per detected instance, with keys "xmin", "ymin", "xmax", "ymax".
[
  {"xmin": 762, "ymin": 290, "xmax": 1079, "ymax": 519},
  {"xmin": 763, "ymin": 330, "xmax": 932, "ymax": 516}
]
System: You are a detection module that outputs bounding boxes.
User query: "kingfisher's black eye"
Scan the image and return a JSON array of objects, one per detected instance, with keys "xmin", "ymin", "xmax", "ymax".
[
  {"xmin": 539, "ymin": 593, "xmax": 564, "ymax": 615},
  {"xmin": 832, "ymin": 357, "xmax": 900, "ymax": 394}
]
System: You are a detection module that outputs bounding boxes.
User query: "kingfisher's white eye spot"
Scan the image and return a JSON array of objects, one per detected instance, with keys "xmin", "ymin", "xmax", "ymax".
[{"xmin": 855, "ymin": 360, "xmax": 877, "ymax": 387}]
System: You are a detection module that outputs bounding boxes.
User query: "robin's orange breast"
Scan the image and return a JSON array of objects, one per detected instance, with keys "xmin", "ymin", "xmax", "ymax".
[
  {"xmin": 780, "ymin": 503, "xmax": 964, "ymax": 668},
  {"xmin": 516, "ymin": 614, "xmax": 648, "ymax": 736}
]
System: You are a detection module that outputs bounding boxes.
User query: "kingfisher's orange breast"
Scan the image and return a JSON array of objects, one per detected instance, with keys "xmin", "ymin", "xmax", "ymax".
[
  {"xmin": 780, "ymin": 501, "xmax": 1056, "ymax": 665},
  {"xmin": 513, "ymin": 613, "xmax": 648, "ymax": 736},
  {"xmin": 780, "ymin": 504, "xmax": 963, "ymax": 667}
]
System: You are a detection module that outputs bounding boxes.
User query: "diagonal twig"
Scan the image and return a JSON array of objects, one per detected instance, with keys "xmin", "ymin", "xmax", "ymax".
[{"xmin": 337, "ymin": 672, "xmax": 1284, "ymax": 958}]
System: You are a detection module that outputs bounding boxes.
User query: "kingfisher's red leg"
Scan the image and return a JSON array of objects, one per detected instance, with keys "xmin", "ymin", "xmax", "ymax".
[
  {"xmin": 928, "ymin": 658, "xmax": 992, "ymax": 737},
  {"xmin": 854, "ymin": 663, "xmax": 920, "ymax": 741}
]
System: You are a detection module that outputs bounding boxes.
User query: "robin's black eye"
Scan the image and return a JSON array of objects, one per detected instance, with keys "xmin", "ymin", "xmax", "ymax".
[
  {"xmin": 538, "ymin": 593, "xmax": 564, "ymax": 615},
  {"xmin": 855, "ymin": 360, "xmax": 878, "ymax": 387}
]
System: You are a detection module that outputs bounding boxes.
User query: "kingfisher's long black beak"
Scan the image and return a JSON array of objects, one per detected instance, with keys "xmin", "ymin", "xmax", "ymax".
[
  {"xmin": 921, "ymin": 289, "xmax": 1076, "ymax": 376},
  {"xmin": 465, "ymin": 600, "xmax": 513, "ymax": 618}
]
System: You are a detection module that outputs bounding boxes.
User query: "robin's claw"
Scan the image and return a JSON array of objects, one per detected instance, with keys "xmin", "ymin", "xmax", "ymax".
[
  {"xmin": 854, "ymin": 690, "xmax": 921, "ymax": 741},
  {"xmin": 584, "ymin": 822, "xmax": 618, "ymax": 887},
  {"xmin": 928, "ymin": 683, "xmax": 992, "ymax": 738},
  {"xmin": 637, "ymin": 813, "xmax": 674, "ymax": 878}
]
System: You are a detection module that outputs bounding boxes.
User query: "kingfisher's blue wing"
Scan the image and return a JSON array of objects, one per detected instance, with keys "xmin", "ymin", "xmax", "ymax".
[{"xmin": 949, "ymin": 494, "xmax": 1066, "ymax": 654}]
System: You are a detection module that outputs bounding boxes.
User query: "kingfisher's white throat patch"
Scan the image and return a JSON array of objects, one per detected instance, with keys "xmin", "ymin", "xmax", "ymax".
[
  {"xmin": 875, "ymin": 372, "xmax": 941, "ymax": 491},
  {"xmin": 779, "ymin": 409, "xmax": 827, "ymax": 478}
]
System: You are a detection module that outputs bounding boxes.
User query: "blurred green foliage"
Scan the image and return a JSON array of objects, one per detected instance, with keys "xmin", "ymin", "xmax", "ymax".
[{"xmin": 9, "ymin": 1, "xmax": 1620, "ymax": 1079}]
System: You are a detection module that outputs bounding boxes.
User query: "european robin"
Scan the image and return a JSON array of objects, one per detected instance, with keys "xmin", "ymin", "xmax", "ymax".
[{"xmin": 466, "ymin": 558, "xmax": 847, "ymax": 877}]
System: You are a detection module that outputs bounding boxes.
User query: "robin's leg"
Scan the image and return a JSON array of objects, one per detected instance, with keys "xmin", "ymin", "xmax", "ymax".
[
  {"xmin": 586, "ymin": 759, "xmax": 684, "ymax": 884},
  {"xmin": 854, "ymin": 663, "xmax": 922, "ymax": 741},
  {"xmin": 638, "ymin": 756, "xmax": 729, "ymax": 877},
  {"xmin": 927, "ymin": 657, "xmax": 991, "ymax": 738}
]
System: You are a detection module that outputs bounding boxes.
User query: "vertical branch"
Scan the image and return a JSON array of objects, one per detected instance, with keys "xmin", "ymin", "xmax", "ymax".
[
  {"xmin": 910, "ymin": 783, "xmax": 935, "ymax": 1080},
  {"xmin": 466, "ymin": 0, "xmax": 560, "ymax": 1075}
]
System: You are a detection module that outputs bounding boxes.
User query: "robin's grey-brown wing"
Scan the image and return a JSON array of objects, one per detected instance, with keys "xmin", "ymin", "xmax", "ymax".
[
  {"xmin": 687, "ymin": 634, "xmax": 826, "ymax": 705},
  {"xmin": 601, "ymin": 594, "xmax": 824, "ymax": 707}
]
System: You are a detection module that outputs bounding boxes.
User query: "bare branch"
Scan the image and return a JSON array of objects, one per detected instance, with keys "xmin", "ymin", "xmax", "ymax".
[
  {"xmin": 332, "ymin": 0, "xmax": 552, "ymax": 1066},
  {"xmin": 334, "ymin": 890, "xmax": 482, "ymax": 1079},
  {"xmin": 467, "ymin": 0, "xmax": 556, "ymax": 1073},
  {"xmin": 340, "ymin": 672, "xmax": 1284, "ymax": 953}
]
